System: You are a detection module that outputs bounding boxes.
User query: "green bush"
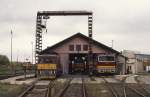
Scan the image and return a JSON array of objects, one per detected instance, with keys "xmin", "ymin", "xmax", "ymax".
[{"xmin": 0, "ymin": 55, "xmax": 9, "ymax": 65}]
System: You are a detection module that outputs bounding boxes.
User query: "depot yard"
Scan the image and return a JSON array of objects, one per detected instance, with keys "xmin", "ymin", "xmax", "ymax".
[
  {"xmin": 0, "ymin": 9, "xmax": 150, "ymax": 97},
  {"xmin": 0, "ymin": 74, "xmax": 150, "ymax": 97}
]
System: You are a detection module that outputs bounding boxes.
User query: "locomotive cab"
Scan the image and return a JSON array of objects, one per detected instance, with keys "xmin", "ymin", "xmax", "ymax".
[
  {"xmin": 96, "ymin": 54, "xmax": 116, "ymax": 75},
  {"xmin": 37, "ymin": 54, "xmax": 61, "ymax": 79}
]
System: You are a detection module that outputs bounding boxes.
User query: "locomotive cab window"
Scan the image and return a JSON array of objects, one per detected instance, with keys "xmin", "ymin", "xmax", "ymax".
[
  {"xmin": 39, "ymin": 57, "xmax": 56, "ymax": 64},
  {"xmin": 98, "ymin": 55, "xmax": 115, "ymax": 62}
]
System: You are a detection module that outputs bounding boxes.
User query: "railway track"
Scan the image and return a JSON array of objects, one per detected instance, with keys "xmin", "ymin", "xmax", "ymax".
[
  {"xmin": 125, "ymin": 84, "xmax": 147, "ymax": 97},
  {"xmin": 133, "ymin": 76, "xmax": 150, "ymax": 96},
  {"xmin": 17, "ymin": 79, "xmax": 55, "ymax": 97},
  {"xmin": 103, "ymin": 77, "xmax": 150, "ymax": 97},
  {"xmin": 17, "ymin": 76, "xmax": 150, "ymax": 97},
  {"xmin": 82, "ymin": 77, "xmax": 87, "ymax": 97},
  {"xmin": 55, "ymin": 77, "xmax": 87, "ymax": 97},
  {"xmin": 102, "ymin": 77, "xmax": 119, "ymax": 97}
]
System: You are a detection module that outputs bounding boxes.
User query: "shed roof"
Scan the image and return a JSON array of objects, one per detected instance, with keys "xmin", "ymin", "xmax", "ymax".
[{"xmin": 40, "ymin": 33, "xmax": 120, "ymax": 54}]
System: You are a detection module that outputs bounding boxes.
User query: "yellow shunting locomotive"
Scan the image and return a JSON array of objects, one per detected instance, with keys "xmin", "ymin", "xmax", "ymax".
[{"xmin": 37, "ymin": 54, "xmax": 62, "ymax": 79}]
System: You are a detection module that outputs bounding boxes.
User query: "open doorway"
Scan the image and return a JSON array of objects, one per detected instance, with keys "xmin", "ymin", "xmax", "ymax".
[{"xmin": 69, "ymin": 53, "xmax": 88, "ymax": 74}]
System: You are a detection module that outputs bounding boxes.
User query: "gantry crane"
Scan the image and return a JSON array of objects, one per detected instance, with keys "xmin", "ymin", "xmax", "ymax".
[{"xmin": 35, "ymin": 11, "xmax": 93, "ymax": 75}]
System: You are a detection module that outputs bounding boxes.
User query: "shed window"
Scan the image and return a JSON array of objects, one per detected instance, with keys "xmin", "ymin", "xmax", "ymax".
[
  {"xmin": 76, "ymin": 45, "xmax": 81, "ymax": 51},
  {"xmin": 69, "ymin": 45, "xmax": 74, "ymax": 51},
  {"xmin": 83, "ymin": 45, "xmax": 88, "ymax": 51}
]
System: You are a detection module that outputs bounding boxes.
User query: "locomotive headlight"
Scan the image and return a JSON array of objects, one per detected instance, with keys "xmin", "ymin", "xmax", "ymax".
[
  {"xmin": 75, "ymin": 57, "xmax": 77, "ymax": 60},
  {"xmin": 72, "ymin": 61, "xmax": 74, "ymax": 64},
  {"xmin": 82, "ymin": 57, "xmax": 85, "ymax": 60}
]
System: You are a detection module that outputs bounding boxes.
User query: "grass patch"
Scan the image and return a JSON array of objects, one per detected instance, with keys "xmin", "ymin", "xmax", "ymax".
[
  {"xmin": 0, "ymin": 83, "xmax": 27, "ymax": 97},
  {"xmin": 0, "ymin": 65, "xmax": 24, "ymax": 75},
  {"xmin": 0, "ymin": 65, "xmax": 11, "ymax": 75}
]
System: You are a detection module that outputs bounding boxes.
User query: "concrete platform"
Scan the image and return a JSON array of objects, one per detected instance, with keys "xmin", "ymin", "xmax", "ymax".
[
  {"xmin": 71, "ymin": 78, "xmax": 82, "ymax": 84},
  {"xmin": 84, "ymin": 77, "xmax": 105, "ymax": 84},
  {"xmin": 115, "ymin": 75, "xmax": 128, "ymax": 81},
  {"xmin": 57, "ymin": 78, "xmax": 67, "ymax": 83},
  {"xmin": 137, "ymin": 75, "xmax": 150, "ymax": 84},
  {"xmin": 104, "ymin": 77, "xmax": 119, "ymax": 83},
  {"xmin": 125, "ymin": 75, "xmax": 138, "ymax": 83},
  {"xmin": 0, "ymin": 74, "xmax": 36, "ymax": 85},
  {"xmin": 35, "ymin": 80, "xmax": 50, "ymax": 86}
]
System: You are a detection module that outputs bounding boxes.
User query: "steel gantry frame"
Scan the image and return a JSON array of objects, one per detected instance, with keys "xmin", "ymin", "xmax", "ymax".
[{"xmin": 35, "ymin": 11, "xmax": 93, "ymax": 75}]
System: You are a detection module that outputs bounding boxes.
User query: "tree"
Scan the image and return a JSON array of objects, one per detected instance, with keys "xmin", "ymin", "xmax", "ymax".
[{"xmin": 0, "ymin": 55, "xmax": 9, "ymax": 65}]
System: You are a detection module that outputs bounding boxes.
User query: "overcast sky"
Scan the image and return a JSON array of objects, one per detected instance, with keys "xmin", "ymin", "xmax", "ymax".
[{"xmin": 0, "ymin": 0, "xmax": 150, "ymax": 62}]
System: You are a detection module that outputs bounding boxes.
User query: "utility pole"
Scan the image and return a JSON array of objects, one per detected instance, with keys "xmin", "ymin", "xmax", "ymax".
[
  {"xmin": 31, "ymin": 41, "xmax": 35, "ymax": 76},
  {"xmin": 31, "ymin": 41, "xmax": 33, "ymax": 64},
  {"xmin": 112, "ymin": 40, "xmax": 114, "ymax": 48},
  {"xmin": 16, "ymin": 50, "xmax": 19, "ymax": 63},
  {"xmin": 10, "ymin": 30, "xmax": 13, "ymax": 74},
  {"xmin": 16, "ymin": 50, "xmax": 19, "ymax": 74}
]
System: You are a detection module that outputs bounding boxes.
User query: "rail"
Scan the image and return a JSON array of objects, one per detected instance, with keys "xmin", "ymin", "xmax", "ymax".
[
  {"xmin": 55, "ymin": 77, "xmax": 88, "ymax": 97},
  {"xmin": 82, "ymin": 77, "xmax": 87, "ymax": 97},
  {"xmin": 55, "ymin": 78, "xmax": 72, "ymax": 97},
  {"xmin": 103, "ymin": 77, "xmax": 119, "ymax": 97},
  {"xmin": 103, "ymin": 76, "xmax": 149, "ymax": 97},
  {"xmin": 134, "ymin": 75, "xmax": 150, "ymax": 96},
  {"xmin": 46, "ymin": 80, "xmax": 55, "ymax": 97},
  {"xmin": 124, "ymin": 75, "xmax": 150, "ymax": 97},
  {"xmin": 125, "ymin": 85, "xmax": 147, "ymax": 97},
  {"xmin": 17, "ymin": 79, "xmax": 53, "ymax": 97},
  {"xmin": 17, "ymin": 79, "xmax": 38, "ymax": 97}
]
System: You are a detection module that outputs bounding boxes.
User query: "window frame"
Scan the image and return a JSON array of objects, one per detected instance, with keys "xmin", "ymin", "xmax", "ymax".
[
  {"xmin": 69, "ymin": 45, "xmax": 74, "ymax": 51},
  {"xmin": 83, "ymin": 44, "xmax": 88, "ymax": 51},
  {"xmin": 98, "ymin": 55, "xmax": 115, "ymax": 62},
  {"xmin": 76, "ymin": 44, "xmax": 81, "ymax": 51}
]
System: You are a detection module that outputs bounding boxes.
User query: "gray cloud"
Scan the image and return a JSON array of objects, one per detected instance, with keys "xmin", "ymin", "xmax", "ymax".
[{"xmin": 0, "ymin": 0, "xmax": 150, "ymax": 62}]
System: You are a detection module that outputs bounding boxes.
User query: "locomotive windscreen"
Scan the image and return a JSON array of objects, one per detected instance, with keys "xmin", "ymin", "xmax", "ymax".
[
  {"xmin": 38, "ymin": 55, "xmax": 59, "ymax": 64},
  {"xmin": 98, "ymin": 55, "xmax": 115, "ymax": 62}
]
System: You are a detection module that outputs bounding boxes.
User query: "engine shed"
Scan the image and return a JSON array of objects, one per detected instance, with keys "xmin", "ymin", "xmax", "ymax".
[{"xmin": 40, "ymin": 33, "xmax": 126, "ymax": 75}]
